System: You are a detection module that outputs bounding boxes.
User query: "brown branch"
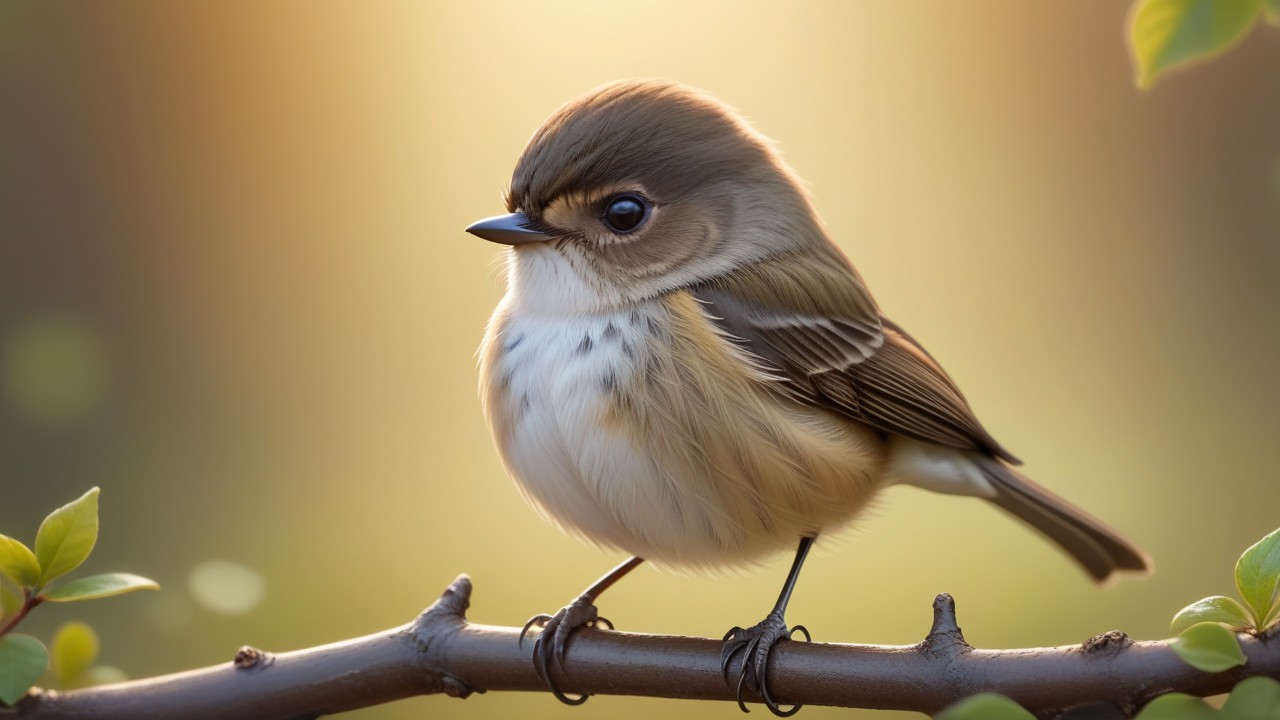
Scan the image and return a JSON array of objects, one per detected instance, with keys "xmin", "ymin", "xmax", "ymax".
[
  {"xmin": 0, "ymin": 591, "xmax": 44, "ymax": 639},
  {"xmin": 7, "ymin": 575, "xmax": 1279, "ymax": 720}
]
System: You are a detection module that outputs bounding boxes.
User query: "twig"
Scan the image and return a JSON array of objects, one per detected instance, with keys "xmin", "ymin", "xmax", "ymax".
[
  {"xmin": 0, "ymin": 591, "xmax": 44, "ymax": 639},
  {"xmin": 6, "ymin": 575, "xmax": 1278, "ymax": 719}
]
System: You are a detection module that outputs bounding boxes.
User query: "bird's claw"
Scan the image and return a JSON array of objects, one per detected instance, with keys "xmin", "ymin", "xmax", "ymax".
[
  {"xmin": 720, "ymin": 611, "xmax": 810, "ymax": 716},
  {"xmin": 519, "ymin": 613, "xmax": 555, "ymax": 646},
  {"xmin": 521, "ymin": 596, "xmax": 614, "ymax": 706}
]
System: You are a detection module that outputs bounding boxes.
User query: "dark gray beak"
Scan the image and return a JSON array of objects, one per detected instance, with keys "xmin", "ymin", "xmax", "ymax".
[{"xmin": 465, "ymin": 212, "xmax": 554, "ymax": 245}]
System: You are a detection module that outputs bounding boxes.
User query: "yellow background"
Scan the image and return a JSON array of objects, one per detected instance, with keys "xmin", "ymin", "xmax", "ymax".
[{"xmin": 2, "ymin": 2, "xmax": 1279, "ymax": 718}]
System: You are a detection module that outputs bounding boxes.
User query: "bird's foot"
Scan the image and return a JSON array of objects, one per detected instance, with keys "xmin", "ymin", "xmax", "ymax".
[
  {"xmin": 720, "ymin": 610, "xmax": 810, "ymax": 716},
  {"xmin": 519, "ymin": 595, "xmax": 615, "ymax": 705}
]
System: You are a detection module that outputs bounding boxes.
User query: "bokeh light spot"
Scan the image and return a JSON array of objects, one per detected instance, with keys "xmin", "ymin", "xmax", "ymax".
[
  {"xmin": 2, "ymin": 316, "xmax": 110, "ymax": 428},
  {"xmin": 187, "ymin": 560, "xmax": 266, "ymax": 616},
  {"xmin": 85, "ymin": 666, "xmax": 128, "ymax": 686}
]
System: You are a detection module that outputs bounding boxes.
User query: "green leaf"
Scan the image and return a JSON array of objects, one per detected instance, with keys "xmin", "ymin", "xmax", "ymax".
[
  {"xmin": 1171, "ymin": 595, "xmax": 1254, "ymax": 633},
  {"xmin": 1223, "ymin": 676, "xmax": 1280, "ymax": 720},
  {"xmin": 49, "ymin": 622, "xmax": 98, "ymax": 687},
  {"xmin": 1134, "ymin": 692, "xmax": 1219, "ymax": 720},
  {"xmin": 1128, "ymin": 0, "xmax": 1263, "ymax": 88},
  {"xmin": 935, "ymin": 693, "xmax": 1036, "ymax": 720},
  {"xmin": 0, "ymin": 536, "xmax": 39, "ymax": 589},
  {"xmin": 43, "ymin": 573, "xmax": 159, "ymax": 603},
  {"xmin": 1263, "ymin": 599, "xmax": 1280, "ymax": 632},
  {"xmin": 0, "ymin": 583, "xmax": 20, "ymax": 621},
  {"xmin": 1170, "ymin": 622, "xmax": 1247, "ymax": 673},
  {"xmin": 34, "ymin": 488, "xmax": 99, "ymax": 588},
  {"xmin": 0, "ymin": 634, "xmax": 48, "ymax": 705},
  {"xmin": 1236, "ymin": 528, "xmax": 1280, "ymax": 629}
]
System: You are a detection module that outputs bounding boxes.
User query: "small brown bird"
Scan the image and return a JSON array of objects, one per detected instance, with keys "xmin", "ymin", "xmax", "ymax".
[{"xmin": 468, "ymin": 79, "xmax": 1151, "ymax": 715}]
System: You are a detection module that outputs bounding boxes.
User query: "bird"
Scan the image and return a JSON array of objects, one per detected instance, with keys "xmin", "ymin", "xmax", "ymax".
[{"xmin": 466, "ymin": 79, "xmax": 1151, "ymax": 715}]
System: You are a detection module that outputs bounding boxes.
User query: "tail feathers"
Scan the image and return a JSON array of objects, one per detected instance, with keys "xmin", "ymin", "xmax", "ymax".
[{"xmin": 976, "ymin": 458, "xmax": 1153, "ymax": 584}]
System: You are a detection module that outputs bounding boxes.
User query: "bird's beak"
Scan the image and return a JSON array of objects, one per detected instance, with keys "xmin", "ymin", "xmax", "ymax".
[{"xmin": 465, "ymin": 212, "xmax": 554, "ymax": 245}]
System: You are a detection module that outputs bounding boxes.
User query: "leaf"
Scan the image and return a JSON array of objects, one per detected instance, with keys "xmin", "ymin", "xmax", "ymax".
[
  {"xmin": 43, "ymin": 573, "xmax": 159, "ymax": 603},
  {"xmin": 1170, "ymin": 622, "xmax": 1247, "ymax": 672},
  {"xmin": 1171, "ymin": 595, "xmax": 1254, "ymax": 633},
  {"xmin": 0, "ymin": 634, "xmax": 48, "ymax": 705},
  {"xmin": 1128, "ymin": 0, "xmax": 1263, "ymax": 88},
  {"xmin": 0, "ymin": 536, "xmax": 39, "ymax": 589},
  {"xmin": 1236, "ymin": 527, "xmax": 1280, "ymax": 629},
  {"xmin": 34, "ymin": 488, "xmax": 100, "ymax": 588},
  {"xmin": 0, "ymin": 583, "xmax": 20, "ymax": 621},
  {"xmin": 935, "ymin": 693, "xmax": 1037, "ymax": 720},
  {"xmin": 1134, "ymin": 692, "xmax": 1220, "ymax": 720},
  {"xmin": 1263, "ymin": 599, "xmax": 1280, "ymax": 633},
  {"xmin": 1266, "ymin": 0, "xmax": 1280, "ymax": 26},
  {"xmin": 49, "ymin": 622, "xmax": 98, "ymax": 687},
  {"xmin": 1223, "ymin": 676, "xmax": 1280, "ymax": 720}
]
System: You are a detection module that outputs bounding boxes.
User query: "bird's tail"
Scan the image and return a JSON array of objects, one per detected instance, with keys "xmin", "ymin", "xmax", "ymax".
[{"xmin": 975, "ymin": 457, "xmax": 1153, "ymax": 584}]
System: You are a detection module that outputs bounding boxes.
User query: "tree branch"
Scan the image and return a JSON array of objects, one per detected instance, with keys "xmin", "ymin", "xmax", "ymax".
[{"xmin": 8, "ymin": 575, "xmax": 1278, "ymax": 719}]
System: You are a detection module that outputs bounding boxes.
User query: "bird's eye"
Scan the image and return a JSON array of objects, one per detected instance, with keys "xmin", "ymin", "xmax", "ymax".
[{"xmin": 602, "ymin": 194, "xmax": 648, "ymax": 233}]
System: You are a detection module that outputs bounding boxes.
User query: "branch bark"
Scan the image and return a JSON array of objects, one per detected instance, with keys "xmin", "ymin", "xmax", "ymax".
[{"xmin": 7, "ymin": 575, "xmax": 1278, "ymax": 720}]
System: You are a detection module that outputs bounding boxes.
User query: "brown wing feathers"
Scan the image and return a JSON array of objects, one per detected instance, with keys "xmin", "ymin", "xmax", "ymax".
[{"xmin": 693, "ymin": 252, "xmax": 1017, "ymax": 463}]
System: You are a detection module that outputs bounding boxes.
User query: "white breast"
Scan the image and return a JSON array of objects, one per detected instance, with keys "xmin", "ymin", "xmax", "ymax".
[{"xmin": 482, "ymin": 300, "xmax": 678, "ymax": 557}]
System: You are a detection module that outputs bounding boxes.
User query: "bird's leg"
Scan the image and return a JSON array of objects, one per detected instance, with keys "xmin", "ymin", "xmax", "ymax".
[
  {"xmin": 721, "ymin": 536, "xmax": 815, "ymax": 717},
  {"xmin": 520, "ymin": 555, "xmax": 644, "ymax": 705}
]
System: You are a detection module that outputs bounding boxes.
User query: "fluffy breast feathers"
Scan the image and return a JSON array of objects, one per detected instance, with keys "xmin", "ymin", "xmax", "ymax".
[{"xmin": 480, "ymin": 289, "xmax": 885, "ymax": 570}]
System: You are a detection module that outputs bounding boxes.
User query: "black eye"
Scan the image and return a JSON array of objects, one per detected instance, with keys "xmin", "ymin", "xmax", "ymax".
[{"xmin": 602, "ymin": 194, "xmax": 648, "ymax": 233}]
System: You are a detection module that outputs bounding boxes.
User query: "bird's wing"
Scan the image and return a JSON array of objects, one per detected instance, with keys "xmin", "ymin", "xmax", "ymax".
[{"xmin": 691, "ymin": 247, "xmax": 1018, "ymax": 463}]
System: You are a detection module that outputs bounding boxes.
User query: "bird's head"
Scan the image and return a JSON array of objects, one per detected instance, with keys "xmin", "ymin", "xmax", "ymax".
[{"xmin": 468, "ymin": 79, "xmax": 829, "ymax": 312}]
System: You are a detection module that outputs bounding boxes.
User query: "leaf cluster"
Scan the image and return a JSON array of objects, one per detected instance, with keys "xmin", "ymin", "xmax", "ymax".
[
  {"xmin": 0, "ymin": 488, "xmax": 157, "ymax": 705},
  {"xmin": 1168, "ymin": 528, "xmax": 1280, "ymax": 675}
]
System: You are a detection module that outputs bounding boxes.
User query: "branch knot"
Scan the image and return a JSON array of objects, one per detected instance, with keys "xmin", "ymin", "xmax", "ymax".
[
  {"xmin": 919, "ymin": 592, "xmax": 971, "ymax": 657},
  {"xmin": 440, "ymin": 674, "xmax": 481, "ymax": 699},
  {"xmin": 233, "ymin": 646, "xmax": 274, "ymax": 670},
  {"xmin": 412, "ymin": 574, "xmax": 473, "ymax": 650},
  {"xmin": 1081, "ymin": 631, "xmax": 1133, "ymax": 656}
]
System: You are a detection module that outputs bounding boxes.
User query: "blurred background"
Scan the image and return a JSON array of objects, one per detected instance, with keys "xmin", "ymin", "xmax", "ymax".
[{"xmin": 2, "ymin": 1, "xmax": 1278, "ymax": 718}]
